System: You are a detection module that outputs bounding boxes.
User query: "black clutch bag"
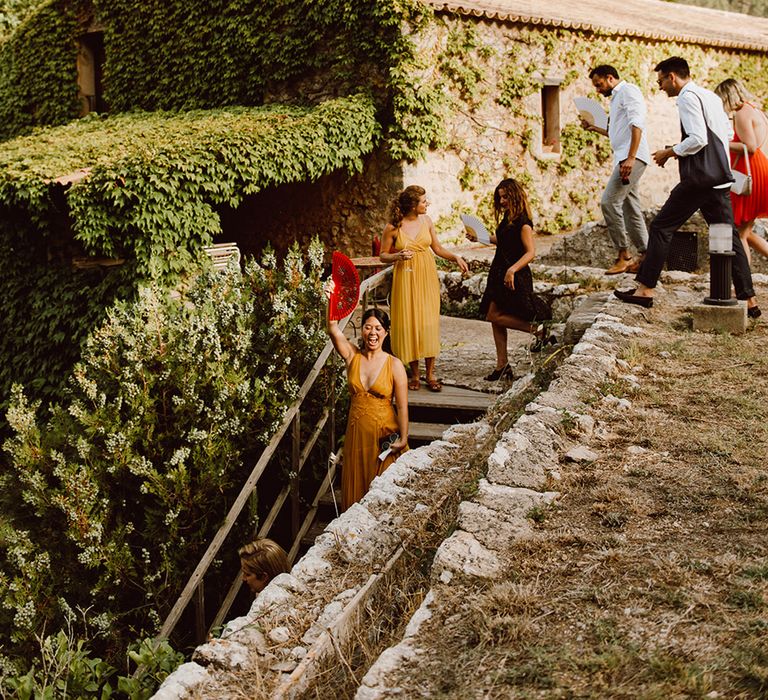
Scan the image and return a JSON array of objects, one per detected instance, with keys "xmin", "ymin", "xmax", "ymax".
[{"xmin": 379, "ymin": 433, "xmax": 399, "ymax": 453}]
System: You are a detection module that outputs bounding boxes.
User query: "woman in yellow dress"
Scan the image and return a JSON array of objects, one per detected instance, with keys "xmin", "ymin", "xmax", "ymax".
[
  {"xmin": 325, "ymin": 288, "xmax": 409, "ymax": 510},
  {"xmin": 380, "ymin": 186, "xmax": 468, "ymax": 392}
]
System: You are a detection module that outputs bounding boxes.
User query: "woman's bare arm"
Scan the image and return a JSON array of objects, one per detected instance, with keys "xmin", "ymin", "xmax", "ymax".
[
  {"xmin": 325, "ymin": 283, "xmax": 358, "ymax": 365},
  {"xmin": 734, "ymin": 106, "xmax": 759, "ymax": 154},
  {"xmin": 390, "ymin": 357, "xmax": 409, "ymax": 451},
  {"xmin": 379, "ymin": 223, "xmax": 412, "ymax": 264},
  {"xmin": 503, "ymin": 224, "xmax": 536, "ymax": 289},
  {"xmin": 426, "ymin": 216, "xmax": 469, "ymax": 273}
]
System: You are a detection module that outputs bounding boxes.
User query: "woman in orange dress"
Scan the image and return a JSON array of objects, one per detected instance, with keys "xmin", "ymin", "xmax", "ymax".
[
  {"xmin": 715, "ymin": 80, "xmax": 768, "ymax": 284},
  {"xmin": 379, "ymin": 186, "xmax": 469, "ymax": 392},
  {"xmin": 325, "ymin": 292, "xmax": 409, "ymax": 510}
]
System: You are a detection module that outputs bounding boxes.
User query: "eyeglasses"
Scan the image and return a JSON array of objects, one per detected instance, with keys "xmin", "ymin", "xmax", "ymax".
[{"xmin": 657, "ymin": 74, "xmax": 670, "ymax": 87}]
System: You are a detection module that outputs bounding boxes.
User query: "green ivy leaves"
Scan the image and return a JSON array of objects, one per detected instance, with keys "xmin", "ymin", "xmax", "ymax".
[{"xmin": 0, "ymin": 96, "xmax": 378, "ymax": 278}]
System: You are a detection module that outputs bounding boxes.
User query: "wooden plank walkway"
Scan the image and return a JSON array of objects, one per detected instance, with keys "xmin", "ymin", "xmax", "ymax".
[{"xmin": 407, "ymin": 382, "xmax": 495, "ymax": 412}]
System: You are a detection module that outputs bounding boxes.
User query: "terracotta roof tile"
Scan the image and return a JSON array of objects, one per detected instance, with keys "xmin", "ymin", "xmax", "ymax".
[{"xmin": 427, "ymin": 0, "xmax": 768, "ymax": 51}]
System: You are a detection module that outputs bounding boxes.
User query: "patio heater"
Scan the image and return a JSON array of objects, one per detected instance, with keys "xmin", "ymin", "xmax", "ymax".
[{"xmin": 704, "ymin": 223, "xmax": 737, "ymax": 306}]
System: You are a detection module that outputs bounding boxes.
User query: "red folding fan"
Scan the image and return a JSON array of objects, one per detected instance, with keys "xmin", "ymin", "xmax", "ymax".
[{"xmin": 330, "ymin": 252, "xmax": 360, "ymax": 321}]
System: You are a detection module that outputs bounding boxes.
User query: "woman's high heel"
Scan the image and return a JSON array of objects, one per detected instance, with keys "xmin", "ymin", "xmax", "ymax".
[{"xmin": 530, "ymin": 325, "xmax": 557, "ymax": 352}]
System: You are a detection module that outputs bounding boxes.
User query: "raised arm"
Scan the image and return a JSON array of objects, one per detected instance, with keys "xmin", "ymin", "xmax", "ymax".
[
  {"xmin": 427, "ymin": 216, "xmax": 469, "ymax": 273},
  {"xmin": 390, "ymin": 357, "xmax": 409, "ymax": 452},
  {"xmin": 580, "ymin": 118, "xmax": 608, "ymax": 137},
  {"xmin": 325, "ymin": 281, "xmax": 358, "ymax": 365}
]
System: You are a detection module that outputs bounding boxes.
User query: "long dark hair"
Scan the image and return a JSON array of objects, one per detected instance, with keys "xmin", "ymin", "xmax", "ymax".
[
  {"xmin": 361, "ymin": 308, "xmax": 392, "ymax": 353},
  {"xmin": 493, "ymin": 178, "xmax": 532, "ymax": 224},
  {"xmin": 388, "ymin": 185, "xmax": 425, "ymax": 227}
]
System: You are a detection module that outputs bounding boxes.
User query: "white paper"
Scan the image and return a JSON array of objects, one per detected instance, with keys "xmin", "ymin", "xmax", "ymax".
[
  {"xmin": 574, "ymin": 96, "xmax": 608, "ymax": 131},
  {"xmin": 460, "ymin": 213, "xmax": 491, "ymax": 245}
]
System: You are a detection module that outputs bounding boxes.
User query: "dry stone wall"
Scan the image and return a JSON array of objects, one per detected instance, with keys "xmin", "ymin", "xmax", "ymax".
[{"xmin": 151, "ymin": 278, "xmax": 653, "ymax": 699}]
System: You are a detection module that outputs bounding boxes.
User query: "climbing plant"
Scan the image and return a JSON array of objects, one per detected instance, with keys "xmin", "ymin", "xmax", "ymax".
[
  {"xmin": 0, "ymin": 96, "xmax": 379, "ymax": 278},
  {"xmin": 0, "ymin": 0, "xmax": 446, "ymax": 159}
]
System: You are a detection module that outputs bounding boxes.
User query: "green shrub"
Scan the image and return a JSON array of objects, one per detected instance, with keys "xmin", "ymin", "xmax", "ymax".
[{"xmin": 0, "ymin": 240, "xmax": 326, "ymax": 664}]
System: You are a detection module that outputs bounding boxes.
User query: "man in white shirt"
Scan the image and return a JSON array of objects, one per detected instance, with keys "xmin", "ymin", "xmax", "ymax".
[
  {"xmin": 583, "ymin": 65, "xmax": 650, "ymax": 275},
  {"xmin": 615, "ymin": 56, "xmax": 759, "ymax": 315}
]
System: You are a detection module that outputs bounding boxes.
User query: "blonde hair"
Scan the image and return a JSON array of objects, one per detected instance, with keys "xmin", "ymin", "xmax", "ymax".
[
  {"xmin": 715, "ymin": 78, "xmax": 755, "ymax": 114},
  {"xmin": 388, "ymin": 185, "xmax": 425, "ymax": 227},
  {"xmin": 238, "ymin": 538, "xmax": 289, "ymax": 582}
]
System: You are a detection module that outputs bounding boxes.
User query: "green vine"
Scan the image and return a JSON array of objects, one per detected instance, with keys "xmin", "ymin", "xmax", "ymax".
[
  {"xmin": 0, "ymin": 95, "xmax": 378, "ymax": 278},
  {"xmin": 558, "ymin": 122, "xmax": 612, "ymax": 175}
]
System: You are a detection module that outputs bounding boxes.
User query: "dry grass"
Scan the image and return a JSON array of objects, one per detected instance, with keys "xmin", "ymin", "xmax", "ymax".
[{"xmin": 388, "ymin": 288, "xmax": 768, "ymax": 699}]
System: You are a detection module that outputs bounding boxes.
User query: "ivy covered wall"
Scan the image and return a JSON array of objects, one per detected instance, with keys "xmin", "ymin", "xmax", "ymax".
[
  {"xmin": 0, "ymin": 0, "xmax": 86, "ymax": 140},
  {"xmin": 0, "ymin": 0, "xmax": 441, "ymax": 160},
  {"xmin": 404, "ymin": 13, "xmax": 768, "ymax": 237}
]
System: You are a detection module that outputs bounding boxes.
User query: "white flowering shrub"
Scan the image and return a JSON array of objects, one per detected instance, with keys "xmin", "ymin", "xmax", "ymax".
[{"xmin": 0, "ymin": 241, "xmax": 327, "ymax": 671}]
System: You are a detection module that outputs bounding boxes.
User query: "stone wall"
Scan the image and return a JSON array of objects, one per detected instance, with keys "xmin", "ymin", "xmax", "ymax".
[
  {"xmin": 218, "ymin": 148, "xmax": 403, "ymax": 259},
  {"xmin": 151, "ymin": 287, "xmax": 649, "ymax": 699}
]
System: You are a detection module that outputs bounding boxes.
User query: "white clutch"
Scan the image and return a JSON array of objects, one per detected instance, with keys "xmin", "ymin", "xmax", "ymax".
[{"xmin": 731, "ymin": 144, "xmax": 752, "ymax": 197}]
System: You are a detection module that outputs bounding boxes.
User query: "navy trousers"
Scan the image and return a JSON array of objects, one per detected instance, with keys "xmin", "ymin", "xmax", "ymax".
[{"xmin": 636, "ymin": 181, "xmax": 755, "ymax": 299}]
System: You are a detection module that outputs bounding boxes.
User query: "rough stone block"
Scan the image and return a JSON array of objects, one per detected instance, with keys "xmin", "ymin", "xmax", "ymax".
[
  {"xmin": 326, "ymin": 502, "xmax": 399, "ymax": 565},
  {"xmin": 458, "ymin": 501, "xmax": 533, "ymax": 550},
  {"xmin": 152, "ymin": 662, "xmax": 210, "ymax": 699},
  {"xmin": 432, "ymin": 530, "xmax": 502, "ymax": 581},
  {"xmin": 192, "ymin": 638, "xmax": 250, "ymax": 670},
  {"xmin": 692, "ymin": 301, "xmax": 747, "ymax": 335}
]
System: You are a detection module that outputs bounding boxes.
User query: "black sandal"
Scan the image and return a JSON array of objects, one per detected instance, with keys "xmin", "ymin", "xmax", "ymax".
[{"xmin": 484, "ymin": 364, "xmax": 512, "ymax": 381}]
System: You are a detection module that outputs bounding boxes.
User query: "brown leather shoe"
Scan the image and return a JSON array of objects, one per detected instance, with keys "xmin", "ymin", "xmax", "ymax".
[
  {"xmin": 605, "ymin": 255, "xmax": 632, "ymax": 275},
  {"xmin": 625, "ymin": 254, "xmax": 646, "ymax": 274}
]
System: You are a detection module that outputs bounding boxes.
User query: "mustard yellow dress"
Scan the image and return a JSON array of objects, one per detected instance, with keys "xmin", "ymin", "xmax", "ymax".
[
  {"xmin": 342, "ymin": 353, "xmax": 407, "ymax": 510},
  {"xmin": 390, "ymin": 218, "xmax": 441, "ymax": 364}
]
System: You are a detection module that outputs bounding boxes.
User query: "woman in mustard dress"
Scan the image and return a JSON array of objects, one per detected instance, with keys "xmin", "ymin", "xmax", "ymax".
[
  {"xmin": 325, "ymin": 293, "xmax": 409, "ymax": 510},
  {"xmin": 380, "ymin": 186, "xmax": 469, "ymax": 392}
]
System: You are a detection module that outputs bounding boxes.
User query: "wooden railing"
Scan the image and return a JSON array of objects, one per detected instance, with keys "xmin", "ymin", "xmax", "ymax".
[{"xmin": 155, "ymin": 265, "xmax": 392, "ymax": 645}]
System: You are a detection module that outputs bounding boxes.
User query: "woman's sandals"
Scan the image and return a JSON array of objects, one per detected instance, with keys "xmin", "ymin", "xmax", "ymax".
[{"xmin": 426, "ymin": 377, "xmax": 442, "ymax": 392}]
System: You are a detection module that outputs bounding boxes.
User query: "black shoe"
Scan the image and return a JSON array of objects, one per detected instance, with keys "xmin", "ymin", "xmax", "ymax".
[
  {"xmin": 530, "ymin": 326, "xmax": 557, "ymax": 352},
  {"xmin": 484, "ymin": 364, "xmax": 512, "ymax": 381},
  {"xmin": 748, "ymin": 305, "xmax": 762, "ymax": 319},
  {"xmin": 614, "ymin": 288, "xmax": 654, "ymax": 308}
]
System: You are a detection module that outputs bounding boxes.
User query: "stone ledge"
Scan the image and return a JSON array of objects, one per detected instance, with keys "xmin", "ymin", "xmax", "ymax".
[{"xmin": 355, "ymin": 295, "xmax": 650, "ymax": 698}]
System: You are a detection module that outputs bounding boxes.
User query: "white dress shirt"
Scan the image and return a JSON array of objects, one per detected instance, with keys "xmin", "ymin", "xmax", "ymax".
[
  {"xmin": 608, "ymin": 80, "xmax": 651, "ymax": 166},
  {"xmin": 673, "ymin": 81, "xmax": 734, "ymax": 188}
]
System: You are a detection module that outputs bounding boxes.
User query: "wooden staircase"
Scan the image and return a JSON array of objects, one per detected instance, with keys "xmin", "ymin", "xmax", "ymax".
[{"xmin": 407, "ymin": 382, "xmax": 494, "ymax": 445}]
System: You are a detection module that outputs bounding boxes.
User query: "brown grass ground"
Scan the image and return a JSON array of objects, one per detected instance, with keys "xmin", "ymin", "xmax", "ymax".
[{"xmin": 390, "ymin": 291, "xmax": 768, "ymax": 699}]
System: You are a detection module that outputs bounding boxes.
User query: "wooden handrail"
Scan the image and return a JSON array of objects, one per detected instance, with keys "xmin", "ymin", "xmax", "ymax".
[{"xmin": 154, "ymin": 265, "xmax": 393, "ymax": 644}]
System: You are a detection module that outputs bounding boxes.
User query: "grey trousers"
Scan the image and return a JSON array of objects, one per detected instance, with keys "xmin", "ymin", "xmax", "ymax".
[{"xmin": 601, "ymin": 161, "xmax": 648, "ymax": 254}]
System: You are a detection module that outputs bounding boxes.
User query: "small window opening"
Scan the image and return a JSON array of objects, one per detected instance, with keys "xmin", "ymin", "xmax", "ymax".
[
  {"xmin": 541, "ymin": 84, "xmax": 561, "ymax": 154},
  {"xmin": 77, "ymin": 32, "xmax": 107, "ymax": 115}
]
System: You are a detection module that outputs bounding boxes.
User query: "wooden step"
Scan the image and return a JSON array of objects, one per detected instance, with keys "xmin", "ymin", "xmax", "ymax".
[
  {"xmin": 408, "ymin": 421, "xmax": 453, "ymax": 443},
  {"xmin": 406, "ymin": 383, "xmax": 493, "ymax": 412}
]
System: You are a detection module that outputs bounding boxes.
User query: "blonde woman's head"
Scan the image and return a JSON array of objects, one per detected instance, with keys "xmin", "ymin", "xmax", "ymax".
[
  {"xmin": 239, "ymin": 538, "xmax": 289, "ymax": 594},
  {"xmin": 715, "ymin": 78, "xmax": 755, "ymax": 114}
]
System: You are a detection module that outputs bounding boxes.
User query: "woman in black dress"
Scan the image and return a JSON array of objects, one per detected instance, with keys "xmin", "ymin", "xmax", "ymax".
[{"xmin": 467, "ymin": 178, "xmax": 551, "ymax": 380}]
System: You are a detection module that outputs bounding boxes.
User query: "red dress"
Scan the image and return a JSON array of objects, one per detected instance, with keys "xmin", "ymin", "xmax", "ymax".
[{"xmin": 730, "ymin": 131, "xmax": 768, "ymax": 227}]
